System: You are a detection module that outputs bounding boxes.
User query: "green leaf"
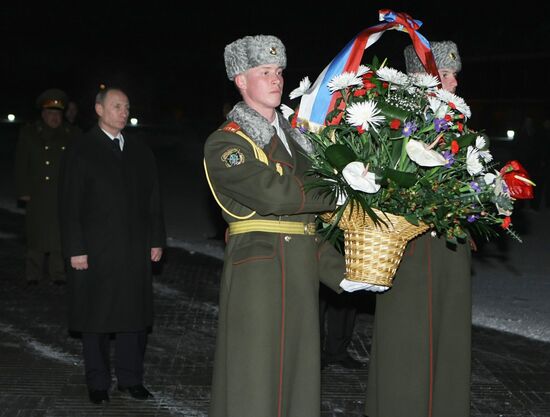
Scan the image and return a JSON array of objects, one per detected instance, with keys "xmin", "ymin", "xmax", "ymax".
[
  {"xmin": 384, "ymin": 168, "xmax": 417, "ymax": 188},
  {"xmin": 404, "ymin": 213, "xmax": 420, "ymax": 226},
  {"xmin": 325, "ymin": 144, "xmax": 356, "ymax": 171},
  {"xmin": 377, "ymin": 101, "xmax": 412, "ymax": 122},
  {"xmin": 456, "ymin": 133, "xmax": 476, "ymax": 148}
]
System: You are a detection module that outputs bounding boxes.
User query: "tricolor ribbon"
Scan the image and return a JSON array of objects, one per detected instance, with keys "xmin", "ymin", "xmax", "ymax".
[{"xmin": 296, "ymin": 9, "xmax": 439, "ymax": 132}]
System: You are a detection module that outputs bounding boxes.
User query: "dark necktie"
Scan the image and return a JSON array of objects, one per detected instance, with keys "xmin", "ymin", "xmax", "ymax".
[{"xmin": 112, "ymin": 138, "xmax": 122, "ymax": 154}]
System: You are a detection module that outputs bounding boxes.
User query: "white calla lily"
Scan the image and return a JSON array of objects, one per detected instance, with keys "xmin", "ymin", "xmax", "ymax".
[
  {"xmin": 405, "ymin": 139, "xmax": 447, "ymax": 167},
  {"xmin": 342, "ymin": 162, "xmax": 381, "ymax": 193}
]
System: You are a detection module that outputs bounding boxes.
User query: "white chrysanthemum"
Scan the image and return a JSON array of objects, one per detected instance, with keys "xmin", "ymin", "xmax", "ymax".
[
  {"xmin": 475, "ymin": 135, "xmax": 487, "ymax": 149},
  {"xmin": 376, "ymin": 67, "xmax": 409, "ymax": 86},
  {"xmin": 345, "ymin": 100, "xmax": 385, "ymax": 131},
  {"xmin": 280, "ymin": 104, "xmax": 295, "ymax": 120},
  {"xmin": 327, "ymin": 72, "xmax": 363, "ymax": 93},
  {"xmin": 289, "ymin": 76, "xmax": 311, "ymax": 100},
  {"xmin": 411, "ymin": 73, "xmax": 440, "ymax": 89},
  {"xmin": 356, "ymin": 65, "xmax": 370, "ymax": 76},
  {"xmin": 474, "ymin": 135, "xmax": 493, "ymax": 162},
  {"xmin": 342, "ymin": 162, "xmax": 381, "ymax": 193},
  {"xmin": 466, "ymin": 146, "xmax": 484, "ymax": 175},
  {"xmin": 427, "ymin": 96, "xmax": 448, "ymax": 118},
  {"xmin": 435, "ymin": 89, "xmax": 471, "ymax": 119},
  {"xmin": 479, "ymin": 150, "xmax": 493, "ymax": 163},
  {"xmin": 406, "ymin": 139, "xmax": 447, "ymax": 167}
]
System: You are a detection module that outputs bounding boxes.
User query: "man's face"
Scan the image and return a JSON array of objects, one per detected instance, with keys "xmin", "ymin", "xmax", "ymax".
[
  {"xmin": 41, "ymin": 108, "xmax": 63, "ymax": 129},
  {"xmin": 95, "ymin": 90, "xmax": 129, "ymax": 135},
  {"xmin": 236, "ymin": 64, "xmax": 284, "ymax": 117},
  {"xmin": 438, "ymin": 68, "xmax": 458, "ymax": 93}
]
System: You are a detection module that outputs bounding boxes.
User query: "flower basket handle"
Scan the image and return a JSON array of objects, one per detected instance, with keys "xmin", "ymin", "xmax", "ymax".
[{"xmin": 296, "ymin": 9, "xmax": 439, "ymax": 132}]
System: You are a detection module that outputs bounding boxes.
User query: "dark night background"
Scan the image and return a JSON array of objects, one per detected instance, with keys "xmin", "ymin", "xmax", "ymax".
[{"xmin": 1, "ymin": 2, "xmax": 549, "ymax": 137}]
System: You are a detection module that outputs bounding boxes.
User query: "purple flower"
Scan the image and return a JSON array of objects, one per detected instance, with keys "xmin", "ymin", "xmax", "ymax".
[
  {"xmin": 470, "ymin": 181, "xmax": 481, "ymax": 193},
  {"xmin": 467, "ymin": 214, "xmax": 479, "ymax": 223},
  {"xmin": 298, "ymin": 126, "xmax": 308, "ymax": 134},
  {"xmin": 402, "ymin": 121, "xmax": 418, "ymax": 137},
  {"xmin": 434, "ymin": 118, "xmax": 449, "ymax": 133},
  {"xmin": 442, "ymin": 150, "xmax": 455, "ymax": 168}
]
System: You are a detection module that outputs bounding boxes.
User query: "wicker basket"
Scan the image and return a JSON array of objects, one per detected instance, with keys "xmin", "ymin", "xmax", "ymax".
[{"xmin": 321, "ymin": 206, "xmax": 430, "ymax": 287}]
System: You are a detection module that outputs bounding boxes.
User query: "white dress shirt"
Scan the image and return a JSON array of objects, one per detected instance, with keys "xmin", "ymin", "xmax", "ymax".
[
  {"xmin": 101, "ymin": 128, "xmax": 125, "ymax": 150},
  {"xmin": 271, "ymin": 117, "xmax": 291, "ymax": 156}
]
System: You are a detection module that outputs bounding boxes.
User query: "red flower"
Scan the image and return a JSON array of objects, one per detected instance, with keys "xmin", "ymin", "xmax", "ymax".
[
  {"xmin": 356, "ymin": 126, "xmax": 365, "ymax": 134},
  {"xmin": 500, "ymin": 160, "xmax": 535, "ymax": 199},
  {"xmin": 448, "ymin": 101, "xmax": 457, "ymax": 110},
  {"xmin": 451, "ymin": 140, "xmax": 459, "ymax": 154},
  {"xmin": 389, "ymin": 119, "xmax": 401, "ymax": 130},
  {"xmin": 364, "ymin": 81, "xmax": 377, "ymax": 90},
  {"xmin": 456, "ymin": 122, "xmax": 464, "ymax": 132},
  {"xmin": 501, "ymin": 216, "xmax": 511, "ymax": 229},
  {"xmin": 444, "ymin": 114, "xmax": 452, "ymax": 121},
  {"xmin": 353, "ymin": 89, "xmax": 367, "ymax": 97}
]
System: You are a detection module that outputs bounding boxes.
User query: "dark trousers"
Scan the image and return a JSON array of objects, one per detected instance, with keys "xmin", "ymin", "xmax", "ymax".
[
  {"xmin": 82, "ymin": 331, "xmax": 147, "ymax": 390},
  {"xmin": 26, "ymin": 249, "xmax": 65, "ymax": 282},
  {"xmin": 319, "ymin": 284, "xmax": 357, "ymax": 360}
]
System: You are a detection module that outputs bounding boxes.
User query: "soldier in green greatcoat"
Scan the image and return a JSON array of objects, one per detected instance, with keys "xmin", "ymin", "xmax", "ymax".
[
  {"xmin": 14, "ymin": 89, "xmax": 80, "ymax": 285},
  {"xmin": 365, "ymin": 41, "xmax": 472, "ymax": 417},
  {"xmin": 203, "ymin": 35, "xmax": 374, "ymax": 417}
]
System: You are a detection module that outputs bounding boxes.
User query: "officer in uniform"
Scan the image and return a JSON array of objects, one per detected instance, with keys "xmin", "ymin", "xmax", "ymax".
[
  {"xmin": 203, "ymin": 35, "xmax": 363, "ymax": 417},
  {"xmin": 14, "ymin": 88, "xmax": 80, "ymax": 285},
  {"xmin": 365, "ymin": 41, "xmax": 472, "ymax": 417}
]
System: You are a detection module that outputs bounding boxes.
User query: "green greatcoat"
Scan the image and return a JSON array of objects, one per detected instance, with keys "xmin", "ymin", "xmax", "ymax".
[
  {"xmin": 14, "ymin": 121, "xmax": 79, "ymax": 280},
  {"xmin": 365, "ymin": 233, "xmax": 472, "ymax": 417},
  {"xmin": 204, "ymin": 102, "xmax": 345, "ymax": 417}
]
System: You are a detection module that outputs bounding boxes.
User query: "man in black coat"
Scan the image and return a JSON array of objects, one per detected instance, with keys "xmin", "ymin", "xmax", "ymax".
[{"xmin": 59, "ymin": 87, "xmax": 166, "ymax": 405}]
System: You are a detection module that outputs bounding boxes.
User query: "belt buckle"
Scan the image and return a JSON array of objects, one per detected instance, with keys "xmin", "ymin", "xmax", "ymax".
[{"xmin": 304, "ymin": 223, "xmax": 316, "ymax": 235}]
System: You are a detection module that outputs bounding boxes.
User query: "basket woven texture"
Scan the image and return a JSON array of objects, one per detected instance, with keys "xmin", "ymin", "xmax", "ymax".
[{"xmin": 322, "ymin": 206, "xmax": 429, "ymax": 286}]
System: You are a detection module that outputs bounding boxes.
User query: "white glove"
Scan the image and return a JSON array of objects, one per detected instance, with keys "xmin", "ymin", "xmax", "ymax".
[{"xmin": 340, "ymin": 278, "xmax": 389, "ymax": 293}]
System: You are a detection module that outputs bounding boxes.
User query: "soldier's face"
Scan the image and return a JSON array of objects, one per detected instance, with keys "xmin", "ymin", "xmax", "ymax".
[
  {"xmin": 41, "ymin": 109, "xmax": 63, "ymax": 129},
  {"xmin": 236, "ymin": 64, "xmax": 284, "ymax": 116},
  {"xmin": 95, "ymin": 90, "xmax": 129, "ymax": 135},
  {"xmin": 438, "ymin": 68, "xmax": 458, "ymax": 93}
]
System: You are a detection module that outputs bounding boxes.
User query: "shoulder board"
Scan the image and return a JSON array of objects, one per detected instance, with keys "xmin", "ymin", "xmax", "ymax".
[{"xmin": 221, "ymin": 121, "xmax": 241, "ymax": 133}]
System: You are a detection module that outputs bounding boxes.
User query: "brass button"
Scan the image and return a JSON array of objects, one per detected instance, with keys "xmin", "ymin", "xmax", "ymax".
[
  {"xmin": 45, "ymin": 176, "xmax": 50, "ymax": 181},
  {"xmin": 45, "ymin": 161, "xmax": 50, "ymax": 165},
  {"xmin": 61, "ymin": 146, "xmax": 65, "ymax": 150},
  {"xmin": 284, "ymin": 235, "xmax": 292, "ymax": 242},
  {"xmin": 44, "ymin": 145, "xmax": 49, "ymax": 150}
]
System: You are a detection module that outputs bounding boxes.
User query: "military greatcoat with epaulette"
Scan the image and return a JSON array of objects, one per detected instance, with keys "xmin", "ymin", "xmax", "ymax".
[
  {"xmin": 365, "ymin": 234, "xmax": 472, "ymax": 417},
  {"xmin": 204, "ymin": 102, "xmax": 345, "ymax": 417},
  {"xmin": 14, "ymin": 120, "xmax": 79, "ymax": 251}
]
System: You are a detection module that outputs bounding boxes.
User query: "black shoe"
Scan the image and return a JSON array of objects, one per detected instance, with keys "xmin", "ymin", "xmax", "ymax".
[
  {"xmin": 27, "ymin": 279, "xmax": 38, "ymax": 286},
  {"xmin": 118, "ymin": 384, "xmax": 153, "ymax": 400},
  {"xmin": 334, "ymin": 355, "xmax": 365, "ymax": 369},
  {"xmin": 53, "ymin": 279, "xmax": 66, "ymax": 286},
  {"xmin": 88, "ymin": 389, "xmax": 109, "ymax": 404}
]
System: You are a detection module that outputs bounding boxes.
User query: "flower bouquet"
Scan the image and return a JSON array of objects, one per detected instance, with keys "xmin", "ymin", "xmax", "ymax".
[{"xmin": 283, "ymin": 50, "xmax": 534, "ymax": 287}]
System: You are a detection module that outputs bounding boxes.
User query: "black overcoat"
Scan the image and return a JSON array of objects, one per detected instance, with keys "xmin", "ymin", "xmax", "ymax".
[{"xmin": 59, "ymin": 125, "xmax": 165, "ymax": 333}]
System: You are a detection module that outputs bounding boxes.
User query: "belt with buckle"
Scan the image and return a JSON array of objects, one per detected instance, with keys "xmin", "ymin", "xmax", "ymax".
[{"xmin": 228, "ymin": 219, "xmax": 317, "ymax": 236}]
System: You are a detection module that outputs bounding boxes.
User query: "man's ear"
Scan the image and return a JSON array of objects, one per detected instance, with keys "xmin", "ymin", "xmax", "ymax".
[
  {"xmin": 95, "ymin": 103, "xmax": 103, "ymax": 118},
  {"xmin": 234, "ymin": 73, "xmax": 247, "ymax": 90}
]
